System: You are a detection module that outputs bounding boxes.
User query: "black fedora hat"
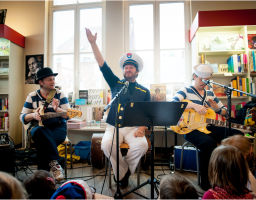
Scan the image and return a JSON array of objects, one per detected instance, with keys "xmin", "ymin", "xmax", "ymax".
[{"xmin": 35, "ymin": 67, "xmax": 58, "ymax": 84}]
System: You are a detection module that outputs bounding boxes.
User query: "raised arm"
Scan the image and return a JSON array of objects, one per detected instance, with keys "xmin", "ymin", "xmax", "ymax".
[{"xmin": 86, "ymin": 28, "xmax": 104, "ymax": 67}]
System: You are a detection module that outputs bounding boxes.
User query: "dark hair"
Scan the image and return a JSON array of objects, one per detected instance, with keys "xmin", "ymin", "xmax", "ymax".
[
  {"xmin": 160, "ymin": 174, "xmax": 198, "ymax": 199},
  {"xmin": 209, "ymin": 145, "xmax": 249, "ymax": 195},
  {"xmin": 24, "ymin": 170, "xmax": 56, "ymax": 199}
]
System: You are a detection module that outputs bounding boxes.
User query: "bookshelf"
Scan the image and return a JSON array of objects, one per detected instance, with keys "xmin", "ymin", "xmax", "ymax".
[
  {"xmin": 0, "ymin": 24, "xmax": 25, "ymax": 144},
  {"xmin": 190, "ymin": 9, "xmax": 256, "ymax": 106}
]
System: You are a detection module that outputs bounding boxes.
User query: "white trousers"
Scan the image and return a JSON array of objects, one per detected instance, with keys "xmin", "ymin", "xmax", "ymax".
[{"xmin": 101, "ymin": 124, "xmax": 148, "ymax": 180}]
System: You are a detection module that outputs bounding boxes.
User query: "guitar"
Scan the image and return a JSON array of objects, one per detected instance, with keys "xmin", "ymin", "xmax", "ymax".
[
  {"xmin": 25, "ymin": 109, "xmax": 82, "ymax": 130},
  {"xmin": 171, "ymin": 100, "xmax": 252, "ymax": 135}
]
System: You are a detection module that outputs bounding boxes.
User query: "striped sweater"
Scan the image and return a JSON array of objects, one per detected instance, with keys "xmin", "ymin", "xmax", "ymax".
[
  {"xmin": 172, "ymin": 86, "xmax": 226, "ymax": 114},
  {"xmin": 20, "ymin": 89, "xmax": 69, "ymax": 124}
]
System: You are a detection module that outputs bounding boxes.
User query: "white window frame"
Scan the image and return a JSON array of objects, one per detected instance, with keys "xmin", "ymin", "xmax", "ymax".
[
  {"xmin": 48, "ymin": 1, "xmax": 105, "ymax": 98},
  {"xmin": 124, "ymin": 1, "xmax": 191, "ymax": 86}
]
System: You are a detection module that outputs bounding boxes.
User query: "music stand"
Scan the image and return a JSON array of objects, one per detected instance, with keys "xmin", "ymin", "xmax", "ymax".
[{"xmin": 115, "ymin": 101, "xmax": 187, "ymax": 199}]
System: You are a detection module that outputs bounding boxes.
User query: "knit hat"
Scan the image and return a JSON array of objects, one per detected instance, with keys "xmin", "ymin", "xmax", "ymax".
[
  {"xmin": 51, "ymin": 180, "xmax": 93, "ymax": 199},
  {"xmin": 35, "ymin": 67, "xmax": 58, "ymax": 84},
  {"xmin": 193, "ymin": 64, "xmax": 213, "ymax": 78},
  {"xmin": 120, "ymin": 53, "xmax": 143, "ymax": 72}
]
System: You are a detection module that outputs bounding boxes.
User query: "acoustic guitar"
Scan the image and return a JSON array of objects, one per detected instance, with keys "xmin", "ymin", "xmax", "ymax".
[{"xmin": 171, "ymin": 100, "xmax": 252, "ymax": 135}]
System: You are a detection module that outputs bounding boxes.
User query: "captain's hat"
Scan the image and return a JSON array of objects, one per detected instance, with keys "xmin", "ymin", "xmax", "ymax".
[
  {"xmin": 120, "ymin": 53, "xmax": 143, "ymax": 72},
  {"xmin": 193, "ymin": 64, "xmax": 213, "ymax": 78}
]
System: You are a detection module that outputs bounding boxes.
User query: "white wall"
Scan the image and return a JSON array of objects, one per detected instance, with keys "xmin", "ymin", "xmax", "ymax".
[{"xmin": 2, "ymin": 1, "xmax": 44, "ymax": 98}]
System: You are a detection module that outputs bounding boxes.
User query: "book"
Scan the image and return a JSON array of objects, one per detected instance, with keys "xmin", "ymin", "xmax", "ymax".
[
  {"xmin": 79, "ymin": 90, "xmax": 88, "ymax": 100},
  {"xmin": 213, "ymin": 85, "xmax": 226, "ymax": 97},
  {"xmin": 248, "ymin": 34, "xmax": 256, "ymax": 49},
  {"xmin": 93, "ymin": 106, "xmax": 104, "ymax": 121},
  {"xmin": 150, "ymin": 84, "xmax": 166, "ymax": 101},
  {"xmin": 88, "ymin": 89, "xmax": 104, "ymax": 105}
]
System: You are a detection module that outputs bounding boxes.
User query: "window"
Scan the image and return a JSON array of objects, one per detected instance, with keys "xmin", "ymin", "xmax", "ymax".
[
  {"xmin": 50, "ymin": 1, "xmax": 103, "ymax": 96},
  {"xmin": 127, "ymin": 2, "xmax": 185, "ymax": 87}
]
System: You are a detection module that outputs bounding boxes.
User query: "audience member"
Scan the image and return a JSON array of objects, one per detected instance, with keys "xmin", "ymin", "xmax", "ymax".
[
  {"xmin": 159, "ymin": 173, "xmax": 198, "ymax": 199},
  {"xmin": 0, "ymin": 171, "xmax": 27, "ymax": 199},
  {"xmin": 203, "ymin": 145, "xmax": 255, "ymax": 199},
  {"xmin": 24, "ymin": 170, "xmax": 56, "ymax": 199},
  {"xmin": 221, "ymin": 135, "xmax": 256, "ymax": 193},
  {"xmin": 51, "ymin": 179, "xmax": 94, "ymax": 199}
]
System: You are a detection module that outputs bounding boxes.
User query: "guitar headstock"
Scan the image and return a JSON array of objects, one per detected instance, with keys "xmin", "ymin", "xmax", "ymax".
[{"xmin": 66, "ymin": 109, "xmax": 82, "ymax": 118}]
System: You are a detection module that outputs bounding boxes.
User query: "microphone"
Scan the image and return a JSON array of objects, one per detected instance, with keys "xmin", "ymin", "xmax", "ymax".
[
  {"xmin": 202, "ymin": 79, "xmax": 212, "ymax": 88},
  {"xmin": 104, "ymin": 81, "xmax": 129, "ymax": 112}
]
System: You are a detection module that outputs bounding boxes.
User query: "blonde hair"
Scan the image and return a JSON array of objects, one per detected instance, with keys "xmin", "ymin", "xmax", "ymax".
[
  {"xmin": 221, "ymin": 135, "xmax": 251, "ymax": 157},
  {"xmin": 0, "ymin": 171, "xmax": 27, "ymax": 199}
]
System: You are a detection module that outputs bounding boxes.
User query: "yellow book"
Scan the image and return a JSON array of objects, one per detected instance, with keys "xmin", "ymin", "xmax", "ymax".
[
  {"xmin": 242, "ymin": 78, "xmax": 246, "ymax": 96},
  {"xmin": 236, "ymin": 76, "xmax": 240, "ymax": 96},
  {"xmin": 231, "ymin": 79, "xmax": 238, "ymax": 97}
]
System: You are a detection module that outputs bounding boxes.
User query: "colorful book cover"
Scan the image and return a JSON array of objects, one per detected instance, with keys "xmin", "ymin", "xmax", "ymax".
[{"xmin": 248, "ymin": 34, "xmax": 256, "ymax": 49}]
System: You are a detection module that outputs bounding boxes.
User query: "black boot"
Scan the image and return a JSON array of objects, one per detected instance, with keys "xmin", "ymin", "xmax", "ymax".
[{"xmin": 119, "ymin": 169, "xmax": 131, "ymax": 188}]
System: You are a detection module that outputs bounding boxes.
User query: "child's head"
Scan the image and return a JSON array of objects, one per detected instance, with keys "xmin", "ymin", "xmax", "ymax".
[
  {"xmin": 51, "ymin": 179, "xmax": 94, "ymax": 199},
  {"xmin": 221, "ymin": 135, "xmax": 252, "ymax": 157},
  {"xmin": 159, "ymin": 173, "xmax": 198, "ymax": 199},
  {"xmin": 0, "ymin": 171, "xmax": 27, "ymax": 199},
  {"xmin": 209, "ymin": 145, "xmax": 249, "ymax": 195},
  {"xmin": 24, "ymin": 170, "xmax": 56, "ymax": 199}
]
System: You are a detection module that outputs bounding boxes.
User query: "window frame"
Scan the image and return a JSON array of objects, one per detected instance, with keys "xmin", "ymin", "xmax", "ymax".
[
  {"xmin": 124, "ymin": 1, "xmax": 190, "ymax": 86},
  {"xmin": 48, "ymin": 1, "xmax": 105, "ymax": 98}
]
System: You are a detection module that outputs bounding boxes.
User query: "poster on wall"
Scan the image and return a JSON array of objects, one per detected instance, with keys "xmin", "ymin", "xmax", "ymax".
[
  {"xmin": 248, "ymin": 34, "xmax": 256, "ymax": 49},
  {"xmin": 150, "ymin": 84, "xmax": 166, "ymax": 101},
  {"xmin": 25, "ymin": 54, "xmax": 44, "ymax": 84}
]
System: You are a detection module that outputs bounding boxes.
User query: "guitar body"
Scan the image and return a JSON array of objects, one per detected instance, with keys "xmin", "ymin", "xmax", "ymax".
[{"xmin": 171, "ymin": 100, "xmax": 216, "ymax": 135}]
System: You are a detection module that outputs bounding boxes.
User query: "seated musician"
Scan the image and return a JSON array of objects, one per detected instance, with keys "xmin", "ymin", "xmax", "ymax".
[
  {"xmin": 86, "ymin": 28, "xmax": 150, "ymax": 187},
  {"xmin": 20, "ymin": 67, "xmax": 70, "ymax": 182},
  {"xmin": 172, "ymin": 64, "xmax": 243, "ymax": 190}
]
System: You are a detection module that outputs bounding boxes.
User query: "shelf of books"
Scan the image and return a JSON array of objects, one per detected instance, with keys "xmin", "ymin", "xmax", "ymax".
[
  {"xmin": 0, "ymin": 25, "xmax": 25, "ymax": 144},
  {"xmin": 190, "ymin": 9, "xmax": 256, "ymax": 123}
]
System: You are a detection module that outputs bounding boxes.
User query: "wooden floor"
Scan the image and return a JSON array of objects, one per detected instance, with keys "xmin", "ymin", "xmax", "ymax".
[{"xmin": 15, "ymin": 162, "xmax": 205, "ymax": 199}]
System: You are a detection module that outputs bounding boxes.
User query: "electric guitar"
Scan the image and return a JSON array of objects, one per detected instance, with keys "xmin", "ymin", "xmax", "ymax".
[
  {"xmin": 25, "ymin": 109, "xmax": 82, "ymax": 131},
  {"xmin": 171, "ymin": 100, "xmax": 252, "ymax": 135}
]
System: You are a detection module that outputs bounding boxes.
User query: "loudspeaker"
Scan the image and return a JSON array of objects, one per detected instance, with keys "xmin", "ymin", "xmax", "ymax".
[{"xmin": 0, "ymin": 144, "xmax": 15, "ymax": 175}]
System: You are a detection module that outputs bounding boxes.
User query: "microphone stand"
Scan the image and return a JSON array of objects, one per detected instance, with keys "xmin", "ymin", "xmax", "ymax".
[
  {"xmin": 103, "ymin": 84, "xmax": 128, "ymax": 199},
  {"xmin": 204, "ymin": 80, "xmax": 256, "ymax": 137}
]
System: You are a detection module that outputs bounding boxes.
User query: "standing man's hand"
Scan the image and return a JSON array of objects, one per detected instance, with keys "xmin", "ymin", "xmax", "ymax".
[
  {"xmin": 85, "ymin": 28, "xmax": 104, "ymax": 67},
  {"xmin": 86, "ymin": 28, "xmax": 97, "ymax": 44},
  {"xmin": 134, "ymin": 126, "xmax": 147, "ymax": 137}
]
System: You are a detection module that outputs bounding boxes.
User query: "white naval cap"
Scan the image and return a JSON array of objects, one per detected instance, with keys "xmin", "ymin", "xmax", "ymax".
[
  {"xmin": 193, "ymin": 64, "xmax": 213, "ymax": 78},
  {"xmin": 119, "ymin": 53, "xmax": 143, "ymax": 72}
]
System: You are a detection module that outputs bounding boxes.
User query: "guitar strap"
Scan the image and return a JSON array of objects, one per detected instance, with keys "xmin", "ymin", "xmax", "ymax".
[{"xmin": 43, "ymin": 89, "xmax": 57, "ymax": 109}]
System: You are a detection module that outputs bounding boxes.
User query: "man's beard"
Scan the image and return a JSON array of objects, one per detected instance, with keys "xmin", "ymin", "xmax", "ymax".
[{"xmin": 124, "ymin": 73, "xmax": 137, "ymax": 82}]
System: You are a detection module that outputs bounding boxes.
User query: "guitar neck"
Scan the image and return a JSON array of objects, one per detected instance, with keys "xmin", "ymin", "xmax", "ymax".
[
  {"xmin": 206, "ymin": 118, "xmax": 252, "ymax": 131},
  {"xmin": 41, "ymin": 112, "xmax": 66, "ymax": 120}
]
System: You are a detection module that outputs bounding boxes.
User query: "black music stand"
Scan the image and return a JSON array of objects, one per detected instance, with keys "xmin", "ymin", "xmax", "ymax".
[{"xmin": 115, "ymin": 101, "xmax": 187, "ymax": 199}]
